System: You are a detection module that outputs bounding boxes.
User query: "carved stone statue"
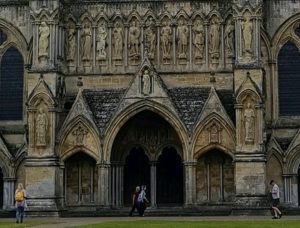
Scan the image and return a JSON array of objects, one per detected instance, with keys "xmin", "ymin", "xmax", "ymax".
[
  {"xmin": 242, "ymin": 14, "xmax": 253, "ymax": 56},
  {"xmin": 193, "ymin": 19, "xmax": 204, "ymax": 59},
  {"xmin": 36, "ymin": 108, "xmax": 48, "ymax": 146},
  {"xmin": 72, "ymin": 125, "xmax": 88, "ymax": 146},
  {"xmin": 142, "ymin": 69, "xmax": 151, "ymax": 95},
  {"xmin": 244, "ymin": 103, "xmax": 255, "ymax": 143},
  {"xmin": 112, "ymin": 21, "xmax": 123, "ymax": 60},
  {"xmin": 160, "ymin": 20, "xmax": 172, "ymax": 60},
  {"xmin": 96, "ymin": 22, "xmax": 107, "ymax": 60},
  {"xmin": 66, "ymin": 24, "xmax": 76, "ymax": 61},
  {"xmin": 224, "ymin": 18, "xmax": 235, "ymax": 57},
  {"xmin": 210, "ymin": 124, "xmax": 219, "ymax": 143},
  {"xmin": 144, "ymin": 17, "xmax": 156, "ymax": 59},
  {"xmin": 128, "ymin": 20, "xmax": 140, "ymax": 59},
  {"xmin": 176, "ymin": 19, "xmax": 189, "ymax": 59},
  {"xmin": 38, "ymin": 21, "xmax": 50, "ymax": 59},
  {"xmin": 81, "ymin": 23, "xmax": 92, "ymax": 61},
  {"xmin": 209, "ymin": 17, "xmax": 220, "ymax": 58}
]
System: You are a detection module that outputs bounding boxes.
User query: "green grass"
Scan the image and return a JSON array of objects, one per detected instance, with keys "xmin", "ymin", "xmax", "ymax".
[
  {"xmin": 0, "ymin": 220, "xmax": 57, "ymax": 228},
  {"xmin": 72, "ymin": 220, "xmax": 300, "ymax": 228}
]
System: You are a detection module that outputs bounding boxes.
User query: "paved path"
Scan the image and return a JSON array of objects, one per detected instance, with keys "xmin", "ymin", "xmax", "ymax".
[{"xmin": 2, "ymin": 216, "xmax": 300, "ymax": 228}]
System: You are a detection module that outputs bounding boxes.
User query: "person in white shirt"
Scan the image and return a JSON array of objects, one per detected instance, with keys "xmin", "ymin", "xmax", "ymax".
[{"xmin": 270, "ymin": 180, "xmax": 282, "ymax": 219}]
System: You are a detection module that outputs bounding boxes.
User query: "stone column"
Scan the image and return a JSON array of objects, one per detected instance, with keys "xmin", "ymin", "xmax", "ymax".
[
  {"xmin": 98, "ymin": 162, "xmax": 110, "ymax": 207},
  {"xmin": 188, "ymin": 21, "xmax": 192, "ymax": 66},
  {"xmin": 92, "ymin": 24, "xmax": 97, "ymax": 72},
  {"xmin": 2, "ymin": 177, "xmax": 15, "ymax": 210},
  {"xmin": 150, "ymin": 161, "xmax": 157, "ymax": 208},
  {"xmin": 108, "ymin": 23, "xmax": 112, "ymax": 71},
  {"xmin": 204, "ymin": 21, "xmax": 209, "ymax": 69},
  {"xmin": 156, "ymin": 23, "xmax": 161, "ymax": 67},
  {"xmin": 183, "ymin": 161, "xmax": 197, "ymax": 207},
  {"xmin": 283, "ymin": 175, "xmax": 293, "ymax": 204}
]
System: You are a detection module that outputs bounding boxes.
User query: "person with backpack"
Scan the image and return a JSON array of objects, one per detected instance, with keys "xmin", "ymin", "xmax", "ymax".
[
  {"xmin": 137, "ymin": 185, "xmax": 149, "ymax": 216},
  {"xmin": 15, "ymin": 183, "xmax": 26, "ymax": 223}
]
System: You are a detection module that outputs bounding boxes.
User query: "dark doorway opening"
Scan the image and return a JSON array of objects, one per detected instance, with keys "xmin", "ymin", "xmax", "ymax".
[
  {"xmin": 124, "ymin": 147, "xmax": 150, "ymax": 205},
  {"xmin": 157, "ymin": 147, "xmax": 183, "ymax": 206}
]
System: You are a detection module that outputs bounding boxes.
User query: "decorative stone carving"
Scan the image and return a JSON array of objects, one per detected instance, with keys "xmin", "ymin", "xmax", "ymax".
[
  {"xmin": 244, "ymin": 103, "xmax": 255, "ymax": 144},
  {"xmin": 224, "ymin": 17, "xmax": 235, "ymax": 57},
  {"xmin": 96, "ymin": 21, "xmax": 107, "ymax": 60},
  {"xmin": 176, "ymin": 19, "xmax": 189, "ymax": 59},
  {"xmin": 160, "ymin": 20, "xmax": 172, "ymax": 61},
  {"xmin": 210, "ymin": 124, "xmax": 220, "ymax": 143},
  {"xmin": 141, "ymin": 69, "xmax": 151, "ymax": 95},
  {"xmin": 144, "ymin": 17, "xmax": 156, "ymax": 59},
  {"xmin": 65, "ymin": 22, "xmax": 76, "ymax": 62},
  {"xmin": 242, "ymin": 12, "xmax": 253, "ymax": 56},
  {"xmin": 128, "ymin": 20, "xmax": 140, "ymax": 60},
  {"xmin": 193, "ymin": 18, "xmax": 205, "ymax": 60},
  {"xmin": 38, "ymin": 21, "xmax": 50, "ymax": 60},
  {"xmin": 112, "ymin": 21, "xmax": 124, "ymax": 61},
  {"xmin": 81, "ymin": 22, "xmax": 92, "ymax": 62},
  {"xmin": 72, "ymin": 124, "xmax": 88, "ymax": 146},
  {"xmin": 35, "ymin": 108, "xmax": 48, "ymax": 146},
  {"xmin": 209, "ymin": 17, "xmax": 220, "ymax": 60}
]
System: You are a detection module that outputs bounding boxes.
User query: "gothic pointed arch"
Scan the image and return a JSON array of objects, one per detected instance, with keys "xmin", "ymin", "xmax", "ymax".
[
  {"xmin": 0, "ymin": 135, "xmax": 14, "ymax": 177},
  {"xmin": 103, "ymin": 100, "xmax": 188, "ymax": 162},
  {"xmin": 58, "ymin": 118, "xmax": 100, "ymax": 162}
]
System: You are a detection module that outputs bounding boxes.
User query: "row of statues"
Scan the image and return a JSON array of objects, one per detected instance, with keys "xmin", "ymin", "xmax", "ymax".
[{"xmin": 37, "ymin": 15, "xmax": 253, "ymax": 65}]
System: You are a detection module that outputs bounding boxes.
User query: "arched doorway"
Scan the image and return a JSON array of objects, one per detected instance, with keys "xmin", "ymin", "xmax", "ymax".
[
  {"xmin": 65, "ymin": 152, "xmax": 97, "ymax": 206},
  {"xmin": 196, "ymin": 149, "xmax": 234, "ymax": 203},
  {"xmin": 0, "ymin": 168, "xmax": 3, "ymax": 208},
  {"xmin": 157, "ymin": 147, "xmax": 183, "ymax": 206},
  {"xmin": 111, "ymin": 110, "xmax": 183, "ymax": 207},
  {"xmin": 124, "ymin": 147, "xmax": 150, "ymax": 205}
]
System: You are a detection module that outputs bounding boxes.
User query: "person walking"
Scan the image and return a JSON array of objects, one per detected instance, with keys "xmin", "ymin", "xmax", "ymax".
[
  {"xmin": 15, "ymin": 183, "xmax": 27, "ymax": 223},
  {"xmin": 270, "ymin": 180, "xmax": 282, "ymax": 219},
  {"xmin": 129, "ymin": 186, "xmax": 140, "ymax": 216},
  {"xmin": 138, "ymin": 185, "xmax": 149, "ymax": 216}
]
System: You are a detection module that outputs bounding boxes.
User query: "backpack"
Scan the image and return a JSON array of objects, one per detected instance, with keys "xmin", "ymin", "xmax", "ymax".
[{"xmin": 15, "ymin": 191, "xmax": 24, "ymax": 202}]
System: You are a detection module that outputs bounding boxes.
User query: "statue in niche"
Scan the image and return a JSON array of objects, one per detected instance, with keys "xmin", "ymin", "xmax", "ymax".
[
  {"xmin": 142, "ymin": 69, "xmax": 151, "ymax": 95},
  {"xmin": 144, "ymin": 17, "xmax": 156, "ymax": 59},
  {"xmin": 38, "ymin": 21, "xmax": 50, "ymax": 59},
  {"xmin": 128, "ymin": 20, "xmax": 140, "ymax": 59},
  {"xmin": 96, "ymin": 22, "xmax": 107, "ymax": 60},
  {"xmin": 176, "ymin": 19, "xmax": 189, "ymax": 59},
  {"xmin": 72, "ymin": 125, "xmax": 88, "ymax": 146},
  {"xmin": 209, "ymin": 17, "xmax": 220, "ymax": 58},
  {"xmin": 193, "ymin": 19, "xmax": 205, "ymax": 59},
  {"xmin": 66, "ymin": 24, "xmax": 76, "ymax": 61},
  {"xmin": 160, "ymin": 20, "xmax": 172, "ymax": 60},
  {"xmin": 242, "ymin": 14, "xmax": 253, "ymax": 56},
  {"xmin": 112, "ymin": 21, "xmax": 123, "ymax": 60},
  {"xmin": 224, "ymin": 18, "xmax": 235, "ymax": 57},
  {"xmin": 81, "ymin": 22, "xmax": 92, "ymax": 61},
  {"xmin": 244, "ymin": 103, "xmax": 255, "ymax": 143},
  {"xmin": 36, "ymin": 108, "xmax": 48, "ymax": 146},
  {"xmin": 210, "ymin": 124, "xmax": 219, "ymax": 143}
]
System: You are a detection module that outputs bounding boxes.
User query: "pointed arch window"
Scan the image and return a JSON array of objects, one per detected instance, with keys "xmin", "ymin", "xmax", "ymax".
[
  {"xmin": 278, "ymin": 41, "xmax": 300, "ymax": 116},
  {"xmin": 0, "ymin": 46, "xmax": 24, "ymax": 120}
]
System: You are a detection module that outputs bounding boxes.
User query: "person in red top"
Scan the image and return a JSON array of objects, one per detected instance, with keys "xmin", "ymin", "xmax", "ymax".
[{"xmin": 129, "ymin": 186, "xmax": 140, "ymax": 216}]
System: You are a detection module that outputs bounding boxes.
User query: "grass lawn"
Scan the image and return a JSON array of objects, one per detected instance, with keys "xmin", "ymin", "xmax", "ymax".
[
  {"xmin": 0, "ymin": 220, "xmax": 57, "ymax": 228},
  {"xmin": 72, "ymin": 220, "xmax": 300, "ymax": 228}
]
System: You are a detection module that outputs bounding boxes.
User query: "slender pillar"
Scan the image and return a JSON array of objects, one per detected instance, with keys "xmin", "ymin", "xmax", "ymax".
[
  {"xmin": 98, "ymin": 162, "xmax": 110, "ymax": 207},
  {"xmin": 183, "ymin": 161, "xmax": 197, "ymax": 206},
  {"xmin": 150, "ymin": 161, "xmax": 157, "ymax": 208}
]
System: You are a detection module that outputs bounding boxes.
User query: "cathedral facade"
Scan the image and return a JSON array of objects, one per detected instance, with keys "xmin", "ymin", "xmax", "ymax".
[{"xmin": 0, "ymin": 0, "xmax": 300, "ymax": 215}]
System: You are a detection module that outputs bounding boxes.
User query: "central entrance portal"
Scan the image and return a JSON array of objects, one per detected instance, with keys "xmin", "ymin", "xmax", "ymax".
[
  {"xmin": 124, "ymin": 147, "xmax": 150, "ymax": 205},
  {"xmin": 111, "ymin": 110, "xmax": 183, "ymax": 207}
]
